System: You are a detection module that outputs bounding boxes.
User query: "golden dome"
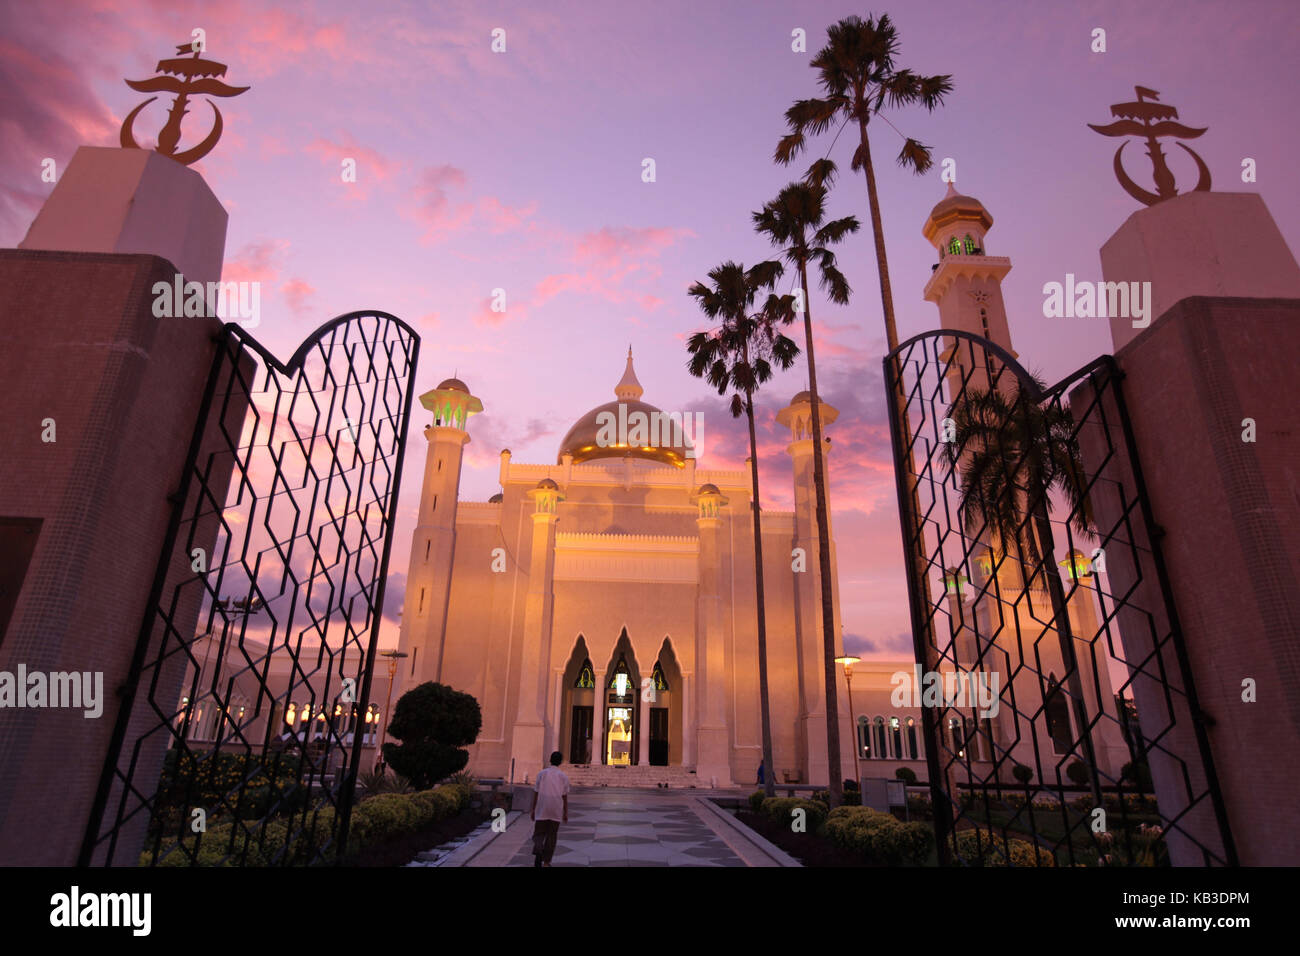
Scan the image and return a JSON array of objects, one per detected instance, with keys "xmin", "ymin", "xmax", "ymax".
[
  {"xmin": 556, "ymin": 349, "xmax": 693, "ymax": 467},
  {"xmin": 557, "ymin": 399, "xmax": 693, "ymax": 467},
  {"xmin": 923, "ymin": 183, "xmax": 993, "ymax": 241}
]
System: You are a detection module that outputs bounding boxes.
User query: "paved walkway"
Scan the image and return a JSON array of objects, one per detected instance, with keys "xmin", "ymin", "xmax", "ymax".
[{"xmin": 463, "ymin": 787, "xmax": 797, "ymax": 867}]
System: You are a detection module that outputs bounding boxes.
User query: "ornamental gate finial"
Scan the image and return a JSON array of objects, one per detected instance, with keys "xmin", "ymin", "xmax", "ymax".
[
  {"xmin": 1088, "ymin": 86, "xmax": 1210, "ymax": 206},
  {"xmin": 120, "ymin": 40, "xmax": 249, "ymax": 165}
]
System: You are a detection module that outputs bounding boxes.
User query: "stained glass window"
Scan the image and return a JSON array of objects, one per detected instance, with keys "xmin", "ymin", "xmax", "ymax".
[
  {"xmin": 574, "ymin": 659, "xmax": 595, "ymax": 689},
  {"xmin": 652, "ymin": 661, "xmax": 669, "ymax": 692}
]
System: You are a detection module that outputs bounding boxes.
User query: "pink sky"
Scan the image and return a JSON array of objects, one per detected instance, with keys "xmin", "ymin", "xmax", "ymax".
[{"xmin": 2, "ymin": 0, "xmax": 1297, "ymax": 657}]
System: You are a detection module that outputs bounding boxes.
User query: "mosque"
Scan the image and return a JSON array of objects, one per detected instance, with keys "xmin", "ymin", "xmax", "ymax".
[{"xmin": 390, "ymin": 185, "xmax": 1130, "ymax": 788}]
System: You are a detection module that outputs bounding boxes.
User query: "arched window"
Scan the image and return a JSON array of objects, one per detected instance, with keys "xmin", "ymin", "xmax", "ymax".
[
  {"xmin": 858, "ymin": 716, "xmax": 871, "ymax": 759},
  {"xmin": 652, "ymin": 661, "xmax": 669, "ymax": 693},
  {"xmin": 872, "ymin": 716, "xmax": 887, "ymax": 759},
  {"xmin": 220, "ymin": 696, "xmax": 249, "ymax": 739},
  {"xmin": 948, "ymin": 236, "xmax": 962, "ymax": 255},
  {"xmin": 1044, "ymin": 674, "xmax": 1073, "ymax": 755},
  {"xmin": 949, "ymin": 716, "xmax": 966, "ymax": 758},
  {"xmin": 906, "ymin": 716, "xmax": 919, "ymax": 759},
  {"xmin": 963, "ymin": 234, "xmax": 978, "ymax": 255},
  {"xmin": 608, "ymin": 655, "xmax": 633, "ymax": 702},
  {"xmin": 574, "ymin": 658, "xmax": 595, "ymax": 689},
  {"xmin": 979, "ymin": 307, "xmax": 990, "ymax": 340},
  {"xmin": 889, "ymin": 716, "xmax": 903, "ymax": 759}
]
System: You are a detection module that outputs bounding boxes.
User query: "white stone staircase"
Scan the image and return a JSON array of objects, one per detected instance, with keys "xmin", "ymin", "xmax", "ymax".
[{"xmin": 563, "ymin": 763, "xmax": 705, "ymax": 789}]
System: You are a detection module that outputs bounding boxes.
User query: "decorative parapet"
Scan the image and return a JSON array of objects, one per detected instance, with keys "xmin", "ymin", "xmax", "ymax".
[
  {"xmin": 554, "ymin": 531, "xmax": 699, "ymax": 583},
  {"xmin": 556, "ymin": 532, "xmax": 699, "ymax": 552},
  {"xmin": 923, "ymin": 254, "xmax": 1012, "ymax": 302},
  {"xmin": 457, "ymin": 501, "xmax": 502, "ymax": 524},
  {"xmin": 500, "ymin": 457, "xmax": 750, "ymax": 493}
]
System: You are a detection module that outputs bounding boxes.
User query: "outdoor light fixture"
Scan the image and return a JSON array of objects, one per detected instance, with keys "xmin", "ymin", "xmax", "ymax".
[{"xmin": 835, "ymin": 655, "xmax": 863, "ymax": 782}]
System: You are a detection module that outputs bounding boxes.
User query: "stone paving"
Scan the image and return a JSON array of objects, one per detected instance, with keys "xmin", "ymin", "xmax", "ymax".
[{"xmin": 469, "ymin": 787, "xmax": 757, "ymax": 867}]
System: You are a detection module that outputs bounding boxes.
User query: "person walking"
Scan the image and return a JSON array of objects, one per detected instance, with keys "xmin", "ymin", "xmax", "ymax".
[{"xmin": 531, "ymin": 751, "xmax": 570, "ymax": 868}]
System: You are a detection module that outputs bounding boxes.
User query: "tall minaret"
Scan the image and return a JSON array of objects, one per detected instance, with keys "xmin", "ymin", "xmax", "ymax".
[
  {"xmin": 395, "ymin": 377, "xmax": 483, "ymax": 696},
  {"xmin": 922, "ymin": 183, "xmax": 1018, "ymax": 396}
]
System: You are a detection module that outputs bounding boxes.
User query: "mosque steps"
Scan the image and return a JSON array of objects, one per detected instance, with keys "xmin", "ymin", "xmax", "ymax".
[{"xmin": 563, "ymin": 763, "xmax": 704, "ymax": 789}]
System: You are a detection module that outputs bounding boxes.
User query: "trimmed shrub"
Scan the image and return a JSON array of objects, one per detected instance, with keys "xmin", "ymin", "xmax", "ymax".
[
  {"xmin": 748, "ymin": 790, "xmax": 767, "ymax": 813},
  {"xmin": 350, "ymin": 793, "xmax": 424, "ymax": 847},
  {"xmin": 153, "ymin": 748, "xmax": 307, "ymax": 827},
  {"xmin": 824, "ymin": 806, "xmax": 933, "ymax": 865},
  {"xmin": 1011, "ymin": 764, "xmax": 1034, "ymax": 784},
  {"xmin": 1066, "ymin": 761, "xmax": 1091, "ymax": 787},
  {"xmin": 760, "ymin": 797, "xmax": 827, "ymax": 833},
  {"xmin": 382, "ymin": 682, "xmax": 482, "ymax": 789},
  {"xmin": 1120, "ymin": 760, "xmax": 1154, "ymax": 792},
  {"xmin": 949, "ymin": 827, "xmax": 1055, "ymax": 867},
  {"xmin": 895, "ymin": 767, "xmax": 918, "ymax": 786}
]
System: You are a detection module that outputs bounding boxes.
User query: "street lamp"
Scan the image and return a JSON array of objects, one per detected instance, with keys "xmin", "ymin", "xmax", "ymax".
[
  {"xmin": 835, "ymin": 655, "xmax": 862, "ymax": 787},
  {"xmin": 376, "ymin": 649, "xmax": 408, "ymax": 771}
]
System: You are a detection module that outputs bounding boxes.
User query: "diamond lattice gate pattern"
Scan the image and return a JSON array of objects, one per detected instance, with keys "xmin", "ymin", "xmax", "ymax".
[
  {"xmin": 883, "ymin": 329, "xmax": 1235, "ymax": 867},
  {"xmin": 80, "ymin": 311, "xmax": 420, "ymax": 866}
]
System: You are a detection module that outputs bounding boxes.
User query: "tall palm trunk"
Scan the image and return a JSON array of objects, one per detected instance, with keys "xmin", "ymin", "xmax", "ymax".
[
  {"xmin": 861, "ymin": 116, "xmax": 953, "ymax": 817},
  {"xmin": 742, "ymin": 339, "xmax": 777, "ymax": 799},
  {"xmin": 857, "ymin": 118, "xmax": 900, "ymax": 353},
  {"xmin": 797, "ymin": 257, "xmax": 843, "ymax": 808}
]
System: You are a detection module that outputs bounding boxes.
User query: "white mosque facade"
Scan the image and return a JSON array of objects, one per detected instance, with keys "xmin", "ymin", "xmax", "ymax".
[{"xmin": 390, "ymin": 186, "xmax": 1131, "ymax": 789}]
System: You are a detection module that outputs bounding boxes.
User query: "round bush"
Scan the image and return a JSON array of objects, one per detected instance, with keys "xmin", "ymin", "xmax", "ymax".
[
  {"xmin": 760, "ymin": 797, "xmax": 827, "ymax": 833},
  {"xmin": 1066, "ymin": 761, "xmax": 1091, "ymax": 787},
  {"xmin": 895, "ymin": 767, "xmax": 918, "ymax": 786},
  {"xmin": 1011, "ymin": 764, "xmax": 1034, "ymax": 784}
]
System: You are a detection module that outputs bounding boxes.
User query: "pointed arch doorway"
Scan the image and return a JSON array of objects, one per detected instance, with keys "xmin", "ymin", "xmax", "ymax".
[
  {"xmin": 560, "ymin": 638, "xmax": 596, "ymax": 765},
  {"xmin": 600, "ymin": 629, "xmax": 642, "ymax": 766}
]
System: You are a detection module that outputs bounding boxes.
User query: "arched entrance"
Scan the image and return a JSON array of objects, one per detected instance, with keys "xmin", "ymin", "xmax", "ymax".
[
  {"xmin": 601, "ymin": 630, "xmax": 642, "ymax": 766},
  {"xmin": 559, "ymin": 637, "xmax": 595, "ymax": 764},
  {"xmin": 648, "ymin": 639, "xmax": 684, "ymax": 766}
]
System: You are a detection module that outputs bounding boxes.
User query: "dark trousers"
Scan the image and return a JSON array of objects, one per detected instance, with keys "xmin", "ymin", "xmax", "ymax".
[{"xmin": 532, "ymin": 819, "xmax": 561, "ymax": 864}]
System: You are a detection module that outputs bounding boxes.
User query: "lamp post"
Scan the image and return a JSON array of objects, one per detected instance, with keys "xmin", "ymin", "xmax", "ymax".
[
  {"xmin": 835, "ymin": 655, "xmax": 862, "ymax": 787},
  {"xmin": 376, "ymin": 650, "xmax": 408, "ymax": 771}
]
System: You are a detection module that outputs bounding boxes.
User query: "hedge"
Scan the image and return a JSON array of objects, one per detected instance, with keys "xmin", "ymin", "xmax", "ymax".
[
  {"xmin": 144, "ymin": 782, "xmax": 471, "ymax": 866},
  {"xmin": 760, "ymin": 797, "xmax": 828, "ymax": 833},
  {"xmin": 824, "ymin": 806, "xmax": 934, "ymax": 865},
  {"xmin": 948, "ymin": 827, "xmax": 1056, "ymax": 867}
]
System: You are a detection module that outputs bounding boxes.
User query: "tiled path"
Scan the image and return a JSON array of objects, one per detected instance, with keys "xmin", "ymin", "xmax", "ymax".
[{"xmin": 464, "ymin": 787, "xmax": 796, "ymax": 867}]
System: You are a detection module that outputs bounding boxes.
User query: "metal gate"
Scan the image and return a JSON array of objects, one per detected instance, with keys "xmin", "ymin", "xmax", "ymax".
[
  {"xmin": 80, "ymin": 311, "xmax": 419, "ymax": 866},
  {"xmin": 883, "ymin": 329, "xmax": 1235, "ymax": 866}
]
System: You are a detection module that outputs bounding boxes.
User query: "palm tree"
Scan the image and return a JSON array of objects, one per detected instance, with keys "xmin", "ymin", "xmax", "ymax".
[
  {"xmin": 945, "ymin": 374, "xmax": 1104, "ymax": 808},
  {"xmin": 776, "ymin": 13, "xmax": 952, "ymax": 822},
  {"xmin": 753, "ymin": 176, "xmax": 859, "ymax": 807},
  {"xmin": 687, "ymin": 260, "xmax": 799, "ymax": 800},
  {"xmin": 775, "ymin": 12, "xmax": 952, "ymax": 354}
]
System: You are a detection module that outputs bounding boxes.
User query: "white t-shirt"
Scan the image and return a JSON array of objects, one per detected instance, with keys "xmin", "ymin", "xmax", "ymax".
[{"xmin": 533, "ymin": 766, "xmax": 570, "ymax": 822}]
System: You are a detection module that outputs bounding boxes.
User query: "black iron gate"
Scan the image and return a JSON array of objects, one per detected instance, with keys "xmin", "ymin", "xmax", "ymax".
[
  {"xmin": 80, "ymin": 311, "xmax": 419, "ymax": 866},
  {"xmin": 883, "ymin": 329, "xmax": 1235, "ymax": 866}
]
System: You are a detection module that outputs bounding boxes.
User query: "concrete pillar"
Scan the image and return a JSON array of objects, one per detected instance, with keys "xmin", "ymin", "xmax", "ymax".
[
  {"xmin": 692, "ymin": 485, "xmax": 731, "ymax": 787},
  {"xmin": 509, "ymin": 481, "xmax": 560, "ymax": 777},
  {"xmin": 0, "ymin": 147, "xmax": 235, "ymax": 865}
]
